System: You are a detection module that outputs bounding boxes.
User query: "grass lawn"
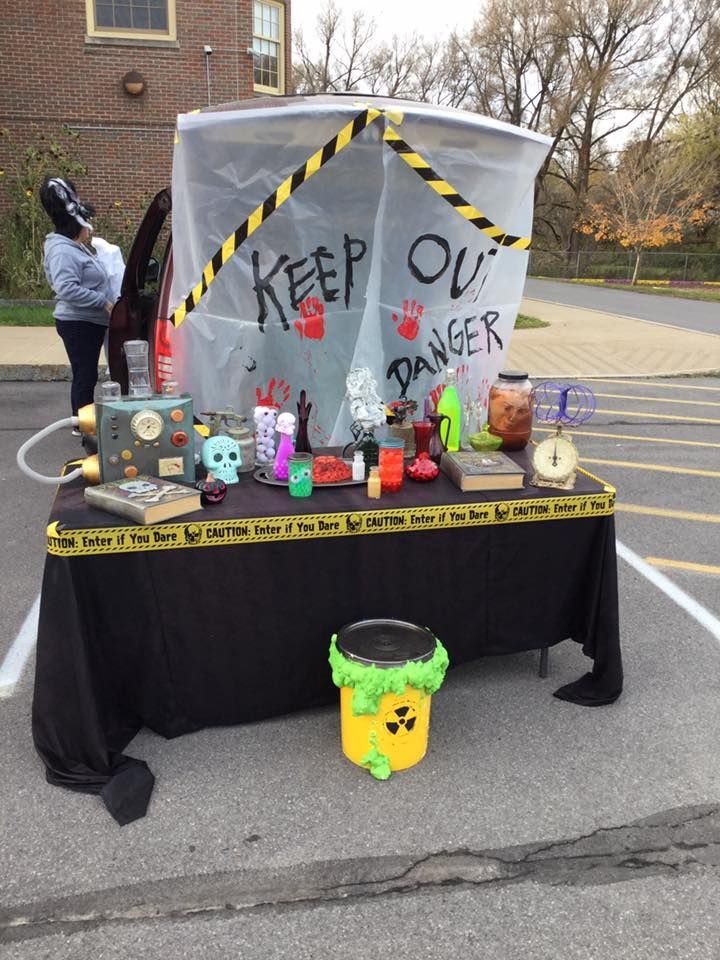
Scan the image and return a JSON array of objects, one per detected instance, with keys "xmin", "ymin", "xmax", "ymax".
[
  {"xmin": 0, "ymin": 304, "xmax": 55, "ymax": 325},
  {"xmin": 1, "ymin": 303, "xmax": 551, "ymax": 330},
  {"xmin": 515, "ymin": 312, "xmax": 549, "ymax": 329}
]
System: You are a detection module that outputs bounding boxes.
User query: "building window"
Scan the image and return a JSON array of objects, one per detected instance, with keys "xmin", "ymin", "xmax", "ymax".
[
  {"xmin": 253, "ymin": 1, "xmax": 284, "ymax": 94},
  {"xmin": 86, "ymin": 0, "xmax": 176, "ymax": 41}
]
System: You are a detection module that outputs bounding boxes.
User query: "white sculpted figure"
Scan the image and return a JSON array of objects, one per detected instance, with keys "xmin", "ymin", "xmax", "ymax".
[{"xmin": 345, "ymin": 367, "xmax": 386, "ymax": 430}]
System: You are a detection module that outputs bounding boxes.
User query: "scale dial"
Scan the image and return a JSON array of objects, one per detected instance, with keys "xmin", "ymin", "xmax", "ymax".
[
  {"xmin": 130, "ymin": 408, "xmax": 164, "ymax": 442},
  {"xmin": 532, "ymin": 432, "xmax": 579, "ymax": 484}
]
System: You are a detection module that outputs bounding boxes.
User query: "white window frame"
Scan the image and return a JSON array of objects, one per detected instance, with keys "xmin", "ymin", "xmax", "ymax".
[
  {"xmin": 85, "ymin": 0, "xmax": 177, "ymax": 42},
  {"xmin": 252, "ymin": 0, "xmax": 285, "ymax": 95}
]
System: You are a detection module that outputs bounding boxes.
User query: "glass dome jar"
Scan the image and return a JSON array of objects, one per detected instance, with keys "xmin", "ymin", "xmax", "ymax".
[{"xmin": 487, "ymin": 370, "xmax": 534, "ymax": 451}]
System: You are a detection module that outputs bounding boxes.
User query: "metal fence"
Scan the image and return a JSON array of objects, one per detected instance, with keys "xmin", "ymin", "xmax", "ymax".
[{"xmin": 529, "ymin": 249, "xmax": 720, "ymax": 283}]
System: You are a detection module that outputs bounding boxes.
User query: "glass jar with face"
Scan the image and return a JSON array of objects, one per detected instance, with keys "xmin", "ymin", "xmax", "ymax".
[
  {"xmin": 288, "ymin": 453, "xmax": 313, "ymax": 498},
  {"xmin": 487, "ymin": 371, "xmax": 534, "ymax": 451}
]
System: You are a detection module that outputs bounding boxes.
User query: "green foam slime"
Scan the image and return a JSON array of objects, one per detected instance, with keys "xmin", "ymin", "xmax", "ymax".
[{"xmin": 329, "ymin": 633, "xmax": 450, "ymax": 716}]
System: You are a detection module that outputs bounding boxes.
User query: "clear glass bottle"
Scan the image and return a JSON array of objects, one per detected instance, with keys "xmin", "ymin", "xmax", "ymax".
[
  {"xmin": 352, "ymin": 450, "xmax": 365, "ymax": 481},
  {"xmin": 487, "ymin": 370, "xmax": 534, "ymax": 451}
]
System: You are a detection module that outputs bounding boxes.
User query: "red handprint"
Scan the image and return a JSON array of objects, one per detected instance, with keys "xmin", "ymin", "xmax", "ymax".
[
  {"xmin": 294, "ymin": 296, "xmax": 325, "ymax": 341},
  {"xmin": 430, "ymin": 383, "xmax": 446, "ymax": 410},
  {"xmin": 255, "ymin": 377, "xmax": 291, "ymax": 408},
  {"xmin": 392, "ymin": 298, "xmax": 424, "ymax": 341}
]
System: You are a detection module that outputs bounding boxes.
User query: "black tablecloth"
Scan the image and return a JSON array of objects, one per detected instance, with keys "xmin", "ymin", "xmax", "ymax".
[{"xmin": 33, "ymin": 453, "xmax": 622, "ymax": 823}]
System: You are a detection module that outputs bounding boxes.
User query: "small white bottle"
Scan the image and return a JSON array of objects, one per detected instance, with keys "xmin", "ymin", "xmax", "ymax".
[{"xmin": 352, "ymin": 450, "xmax": 365, "ymax": 481}]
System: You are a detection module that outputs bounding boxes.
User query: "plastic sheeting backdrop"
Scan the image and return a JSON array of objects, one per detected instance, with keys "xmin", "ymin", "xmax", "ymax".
[{"xmin": 169, "ymin": 98, "xmax": 551, "ymax": 445}]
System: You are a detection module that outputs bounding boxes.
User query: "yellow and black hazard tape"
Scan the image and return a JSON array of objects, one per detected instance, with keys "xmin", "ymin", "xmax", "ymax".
[
  {"xmin": 46, "ymin": 490, "xmax": 614, "ymax": 557},
  {"xmin": 170, "ymin": 108, "xmax": 532, "ymax": 328},
  {"xmin": 170, "ymin": 106, "xmax": 383, "ymax": 328},
  {"xmin": 382, "ymin": 126, "xmax": 531, "ymax": 250}
]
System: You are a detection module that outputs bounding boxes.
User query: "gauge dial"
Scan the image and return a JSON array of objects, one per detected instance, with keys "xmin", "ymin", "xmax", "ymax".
[
  {"xmin": 532, "ymin": 434, "xmax": 579, "ymax": 483},
  {"xmin": 130, "ymin": 409, "xmax": 164, "ymax": 442}
]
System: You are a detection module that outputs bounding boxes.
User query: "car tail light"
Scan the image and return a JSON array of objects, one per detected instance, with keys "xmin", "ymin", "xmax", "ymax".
[{"xmin": 154, "ymin": 317, "xmax": 174, "ymax": 386}]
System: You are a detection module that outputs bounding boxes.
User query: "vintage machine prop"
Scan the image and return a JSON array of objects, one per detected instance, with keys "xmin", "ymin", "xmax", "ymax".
[
  {"xmin": 17, "ymin": 340, "xmax": 194, "ymax": 487},
  {"xmin": 530, "ymin": 381, "xmax": 596, "ymax": 490},
  {"xmin": 82, "ymin": 341, "xmax": 194, "ymax": 485},
  {"xmin": 329, "ymin": 621, "xmax": 449, "ymax": 781}
]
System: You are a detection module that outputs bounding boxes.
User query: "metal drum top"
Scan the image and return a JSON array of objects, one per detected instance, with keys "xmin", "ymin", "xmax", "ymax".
[{"xmin": 337, "ymin": 619, "xmax": 436, "ymax": 668}]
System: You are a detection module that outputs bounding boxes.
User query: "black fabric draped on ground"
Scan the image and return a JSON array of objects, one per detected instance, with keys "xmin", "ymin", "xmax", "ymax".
[{"xmin": 33, "ymin": 455, "xmax": 622, "ymax": 824}]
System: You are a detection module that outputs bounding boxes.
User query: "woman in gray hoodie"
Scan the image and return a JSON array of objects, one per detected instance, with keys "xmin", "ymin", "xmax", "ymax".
[{"xmin": 40, "ymin": 177, "xmax": 115, "ymax": 434}]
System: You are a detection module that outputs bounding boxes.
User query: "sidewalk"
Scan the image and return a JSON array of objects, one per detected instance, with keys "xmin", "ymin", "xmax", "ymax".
[
  {"xmin": 509, "ymin": 298, "xmax": 720, "ymax": 378},
  {"xmin": 1, "ymin": 298, "xmax": 720, "ymax": 380}
]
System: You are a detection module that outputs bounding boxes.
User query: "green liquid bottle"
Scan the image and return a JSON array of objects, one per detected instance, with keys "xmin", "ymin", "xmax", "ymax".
[{"xmin": 436, "ymin": 367, "xmax": 462, "ymax": 451}]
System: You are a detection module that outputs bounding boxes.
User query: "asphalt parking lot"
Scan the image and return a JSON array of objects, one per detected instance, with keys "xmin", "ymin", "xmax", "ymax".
[{"xmin": 1, "ymin": 376, "xmax": 720, "ymax": 958}]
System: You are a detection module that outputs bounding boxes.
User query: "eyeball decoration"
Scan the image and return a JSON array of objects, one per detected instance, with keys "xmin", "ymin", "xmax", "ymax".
[
  {"xmin": 200, "ymin": 435, "xmax": 241, "ymax": 484},
  {"xmin": 254, "ymin": 405, "xmax": 277, "ymax": 464},
  {"xmin": 288, "ymin": 455, "xmax": 313, "ymax": 498},
  {"xmin": 196, "ymin": 470, "xmax": 227, "ymax": 505}
]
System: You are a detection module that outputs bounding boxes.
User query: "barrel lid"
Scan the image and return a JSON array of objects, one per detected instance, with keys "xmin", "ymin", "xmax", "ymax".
[{"xmin": 337, "ymin": 619, "xmax": 436, "ymax": 668}]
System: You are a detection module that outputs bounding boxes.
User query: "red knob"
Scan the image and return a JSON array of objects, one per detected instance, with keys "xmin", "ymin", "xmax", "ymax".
[{"xmin": 171, "ymin": 430, "xmax": 189, "ymax": 447}]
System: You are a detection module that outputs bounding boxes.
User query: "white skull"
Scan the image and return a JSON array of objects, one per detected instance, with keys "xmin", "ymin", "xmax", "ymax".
[
  {"xmin": 119, "ymin": 480, "xmax": 157, "ymax": 495},
  {"xmin": 276, "ymin": 412, "xmax": 296, "ymax": 436}
]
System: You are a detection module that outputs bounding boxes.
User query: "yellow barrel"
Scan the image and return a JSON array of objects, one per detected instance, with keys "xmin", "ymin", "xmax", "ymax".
[
  {"xmin": 330, "ymin": 619, "xmax": 448, "ymax": 780},
  {"xmin": 340, "ymin": 683, "xmax": 431, "ymax": 771}
]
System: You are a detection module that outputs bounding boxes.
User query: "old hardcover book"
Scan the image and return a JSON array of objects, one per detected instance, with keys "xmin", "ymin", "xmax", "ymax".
[
  {"xmin": 440, "ymin": 450, "xmax": 525, "ymax": 492},
  {"xmin": 84, "ymin": 475, "xmax": 202, "ymax": 525}
]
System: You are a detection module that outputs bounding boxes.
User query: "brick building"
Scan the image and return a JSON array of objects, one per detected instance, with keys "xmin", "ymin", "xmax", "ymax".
[{"xmin": 2, "ymin": 0, "xmax": 292, "ymax": 215}]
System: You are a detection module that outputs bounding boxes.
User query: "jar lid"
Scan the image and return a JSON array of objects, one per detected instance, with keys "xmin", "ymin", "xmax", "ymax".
[
  {"xmin": 379, "ymin": 438, "xmax": 404, "ymax": 447},
  {"xmin": 337, "ymin": 619, "xmax": 436, "ymax": 668},
  {"xmin": 498, "ymin": 370, "xmax": 529, "ymax": 381}
]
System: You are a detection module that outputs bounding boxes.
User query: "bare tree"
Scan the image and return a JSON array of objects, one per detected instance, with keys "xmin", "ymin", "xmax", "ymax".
[{"xmin": 292, "ymin": 2, "xmax": 380, "ymax": 93}]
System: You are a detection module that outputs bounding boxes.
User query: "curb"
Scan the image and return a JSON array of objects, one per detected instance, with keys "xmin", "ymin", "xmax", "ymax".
[
  {"xmin": 0, "ymin": 364, "xmax": 108, "ymax": 382},
  {"xmin": 1, "ymin": 365, "xmax": 718, "ymax": 383}
]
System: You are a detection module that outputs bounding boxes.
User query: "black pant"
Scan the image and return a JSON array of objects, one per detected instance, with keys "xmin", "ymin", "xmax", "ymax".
[{"xmin": 55, "ymin": 320, "xmax": 107, "ymax": 416}]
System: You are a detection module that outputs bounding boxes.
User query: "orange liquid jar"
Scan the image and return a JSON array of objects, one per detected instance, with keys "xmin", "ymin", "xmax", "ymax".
[
  {"xmin": 488, "ymin": 371, "xmax": 534, "ymax": 451},
  {"xmin": 378, "ymin": 438, "xmax": 405, "ymax": 493}
]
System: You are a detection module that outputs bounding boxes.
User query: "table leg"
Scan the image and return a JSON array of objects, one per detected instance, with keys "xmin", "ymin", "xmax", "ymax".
[{"xmin": 539, "ymin": 647, "xmax": 549, "ymax": 678}]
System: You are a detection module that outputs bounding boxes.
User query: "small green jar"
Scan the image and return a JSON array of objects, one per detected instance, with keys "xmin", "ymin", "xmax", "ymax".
[{"xmin": 288, "ymin": 452, "xmax": 313, "ymax": 498}]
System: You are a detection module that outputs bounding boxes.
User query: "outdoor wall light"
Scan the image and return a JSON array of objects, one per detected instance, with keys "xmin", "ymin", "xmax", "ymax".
[{"xmin": 122, "ymin": 70, "xmax": 146, "ymax": 96}]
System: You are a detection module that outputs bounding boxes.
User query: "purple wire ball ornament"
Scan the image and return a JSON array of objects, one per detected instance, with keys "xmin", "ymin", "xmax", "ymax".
[{"xmin": 532, "ymin": 382, "xmax": 596, "ymax": 426}]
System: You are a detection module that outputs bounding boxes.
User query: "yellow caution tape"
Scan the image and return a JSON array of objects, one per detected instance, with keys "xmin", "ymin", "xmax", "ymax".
[
  {"xmin": 382, "ymin": 125, "xmax": 531, "ymax": 249},
  {"xmin": 169, "ymin": 108, "xmax": 532, "ymax": 329},
  {"xmin": 170, "ymin": 106, "xmax": 383, "ymax": 328},
  {"xmin": 46, "ymin": 490, "xmax": 614, "ymax": 557}
]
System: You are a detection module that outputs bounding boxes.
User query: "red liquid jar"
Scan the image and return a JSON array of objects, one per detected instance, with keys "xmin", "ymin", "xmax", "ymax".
[
  {"xmin": 412, "ymin": 420, "xmax": 434, "ymax": 458},
  {"xmin": 378, "ymin": 438, "xmax": 405, "ymax": 493}
]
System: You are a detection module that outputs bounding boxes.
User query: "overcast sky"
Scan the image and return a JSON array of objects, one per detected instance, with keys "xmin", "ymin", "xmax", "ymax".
[{"xmin": 291, "ymin": 0, "xmax": 476, "ymax": 43}]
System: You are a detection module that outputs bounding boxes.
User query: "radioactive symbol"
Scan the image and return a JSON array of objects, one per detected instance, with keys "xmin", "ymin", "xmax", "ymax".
[{"xmin": 384, "ymin": 703, "xmax": 417, "ymax": 737}]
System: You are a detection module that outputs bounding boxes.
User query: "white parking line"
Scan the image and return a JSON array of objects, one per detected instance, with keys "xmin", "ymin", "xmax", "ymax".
[
  {"xmin": 616, "ymin": 540, "xmax": 720, "ymax": 647},
  {"xmin": 0, "ymin": 593, "xmax": 40, "ymax": 699}
]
